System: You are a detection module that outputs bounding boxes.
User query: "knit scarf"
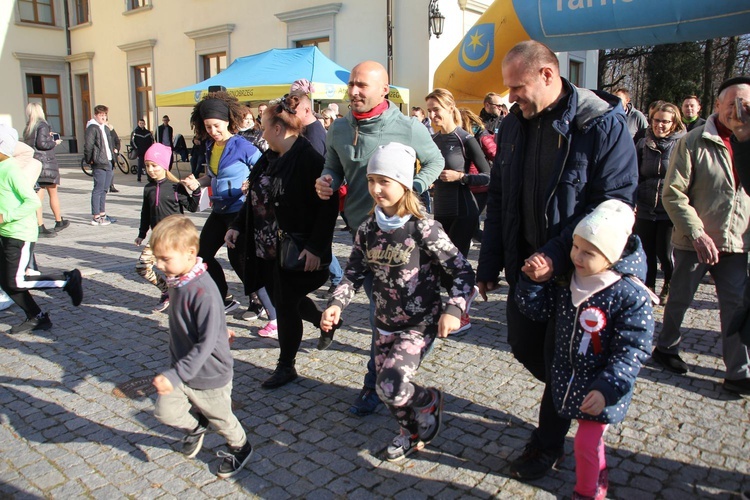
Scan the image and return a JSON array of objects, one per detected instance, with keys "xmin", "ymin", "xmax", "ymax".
[
  {"xmin": 165, "ymin": 258, "xmax": 207, "ymax": 288},
  {"xmin": 352, "ymin": 100, "xmax": 389, "ymax": 121}
]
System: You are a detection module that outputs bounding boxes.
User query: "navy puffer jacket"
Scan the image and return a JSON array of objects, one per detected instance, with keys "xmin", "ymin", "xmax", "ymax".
[
  {"xmin": 515, "ymin": 235, "xmax": 654, "ymax": 423},
  {"xmin": 477, "ymin": 79, "xmax": 638, "ymax": 287}
]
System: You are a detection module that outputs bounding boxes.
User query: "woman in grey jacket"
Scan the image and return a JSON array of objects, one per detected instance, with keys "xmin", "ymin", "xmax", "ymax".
[{"xmin": 23, "ymin": 103, "xmax": 70, "ymax": 235}]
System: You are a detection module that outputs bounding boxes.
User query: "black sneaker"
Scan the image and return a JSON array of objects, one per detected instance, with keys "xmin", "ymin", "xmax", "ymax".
[
  {"xmin": 349, "ymin": 386, "xmax": 382, "ymax": 416},
  {"xmin": 54, "ymin": 219, "xmax": 70, "ymax": 232},
  {"xmin": 182, "ymin": 414, "xmax": 209, "ymax": 458},
  {"xmin": 508, "ymin": 443, "xmax": 564, "ymax": 481},
  {"xmin": 722, "ymin": 377, "xmax": 750, "ymax": 395},
  {"xmin": 385, "ymin": 429, "xmax": 423, "ymax": 462},
  {"xmin": 216, "ymin": 440, "xmax": 253, "ymax": 478},
  {"xmin": 651, "ymin": 348, "xmax": 688, "ymax": 374},
  {"xmin": 241, "ymin": 300, "xmax": 264, "ymax": 320},
  {"xmin": 63, "ymin": 269, "xmax": 83, "ymax": 306},
  {"xmin": 261, "ymin": 363, "xmax": 297, "ymax": 389},
  {"xmin": 223, "ymin": 295, "xmax": 240, "ymax": 315},
  {"xmin": 109, "ymin": 186, "xmax": 119, "ymax": 193},
  {"xmin": 9, "ymin": 313, "xmax": 53, "ymax": 334},
  {"xmin": 38, "ymin": 225, "xmax": 57, "ymax": 238},
  {"xmin": 317, "ymin": 319, "xmax": 342, "ymax": 350},
  {"xmin": 415, "ymin": 388, "xmax": 444, "ymax": 444}
]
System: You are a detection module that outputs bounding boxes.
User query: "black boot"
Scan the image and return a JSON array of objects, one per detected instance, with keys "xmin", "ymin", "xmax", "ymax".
[{"xmin": 261, "ymin": 362, "xmax": 297, "ymax": 389}]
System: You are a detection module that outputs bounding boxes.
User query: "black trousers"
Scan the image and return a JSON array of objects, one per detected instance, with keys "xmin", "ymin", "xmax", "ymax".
[
  {"xmin": 0, "ymin": 236, "xmax": 67, "ymax": 318},
  {"xmin": 198, "ymin": 210, "xmax": 245, "ymax": 301},
  {"xmin": 507, "ymin": 282, "xmax": 571, "ymax": 451},
  {"xmin": 273, "ymin": 266, "xmax": 328, "ymax": 365},
  {"xmin": 634, "ymin": 218, "xmax": 674, "ymax": 289}
]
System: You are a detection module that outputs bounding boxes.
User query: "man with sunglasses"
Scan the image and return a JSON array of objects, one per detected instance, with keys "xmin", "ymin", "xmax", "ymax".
[{"xmin": 480, "ymin": 92, "xmax": 505, "ymax": 134}]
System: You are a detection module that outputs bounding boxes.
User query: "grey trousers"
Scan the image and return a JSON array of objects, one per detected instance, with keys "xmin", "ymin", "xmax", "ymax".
[
  {"xmin": 154, "ymin": 381, "xmax": 246, "ymax": 448},
  {"xmin": 657, "ymin": 249, "xmax": 750, "ymax": 380}
]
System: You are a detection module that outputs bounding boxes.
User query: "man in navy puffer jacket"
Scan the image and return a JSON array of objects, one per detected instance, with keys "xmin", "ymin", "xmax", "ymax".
[{"xmin": 476, "ymin": 40, "xmax": 638, "ymax": 481}]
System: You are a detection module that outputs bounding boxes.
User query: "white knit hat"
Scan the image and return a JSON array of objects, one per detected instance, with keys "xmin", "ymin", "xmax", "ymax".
[
  {"xmin": 366, "ymin": 142, "xmax": 416, "ymax": 190},
  {"xmin": 573, "ymin": 199, "xmax": 635, "ymax": 263},
  {"xmin": 0, "ymin": 124, "xmax": 19, "ymax": 158}
]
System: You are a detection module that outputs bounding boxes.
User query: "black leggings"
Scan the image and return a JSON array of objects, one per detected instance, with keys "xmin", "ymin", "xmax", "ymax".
[
  {"xmin": 274, "ymin": 266, "xmax": 328, "ymax": 365},
  {"xmin": 198, "ymin": 210, "xmax": 245, "ymax": 300},
  {"xmin": 634, "ymin": 218, "xmax": 673, "ymax": 289}
]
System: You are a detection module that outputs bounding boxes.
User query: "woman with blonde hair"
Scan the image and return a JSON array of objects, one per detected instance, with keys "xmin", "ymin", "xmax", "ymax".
[
  {"xmin": 425, "ymin": 88, "xmax": 488, "ymax": 333},
  {"xmin": 23, "ymin": 102, "xmax": 69, "ymax": 236},
  {"xmin": 634, "ymin": 101, "xmax": 686, "ymax": 300},
  {"xmin": 320, "ymin": 108, "xmax": 337, "ymax": 130}
]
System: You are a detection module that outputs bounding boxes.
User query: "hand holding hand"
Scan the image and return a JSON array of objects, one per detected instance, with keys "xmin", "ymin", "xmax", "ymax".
[
  {"xmin": 438, "ymin": 313, "xmax": 460, "ymax": 338},
  {"xmin": 152, "ymin": 374, "xmax": 174, "ymax": 395},
  {"xmin": 521, "ymin": 252, "xmax": 554, "ymax": 282},
  {"xmin": 321, "ymin": 306, "xmax": 341, "ymax": 332},
  {"xmin": 580, "ymin": 390, "xmax": 605, "ymax": 416}
]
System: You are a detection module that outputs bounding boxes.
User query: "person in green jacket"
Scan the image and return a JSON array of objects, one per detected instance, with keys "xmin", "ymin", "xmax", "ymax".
[{"xmin": 0, "ymin": 124, "xmax": 83, "ymax": 334}]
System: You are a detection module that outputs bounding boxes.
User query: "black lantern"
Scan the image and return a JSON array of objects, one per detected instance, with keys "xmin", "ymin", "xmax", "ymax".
[{"xmin": 429, "ymin": 0, "xmax": 445, "ymax": 38}]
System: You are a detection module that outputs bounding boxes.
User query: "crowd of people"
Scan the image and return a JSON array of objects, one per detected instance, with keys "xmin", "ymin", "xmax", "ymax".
[{"xmin": 1, "ymin": 39, "xmax": 749, "ymax": 495}]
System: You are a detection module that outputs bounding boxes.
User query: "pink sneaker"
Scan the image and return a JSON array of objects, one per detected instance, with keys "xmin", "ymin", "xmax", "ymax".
[{"xmin": 258, "ymin": 322, "xmax": 278, "ymax": 338}]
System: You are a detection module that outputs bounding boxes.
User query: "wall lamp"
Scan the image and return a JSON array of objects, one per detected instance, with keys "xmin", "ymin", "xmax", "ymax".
[{"xmin": 429, "ymin": 0, "xmax": 445, "ymax": 38}]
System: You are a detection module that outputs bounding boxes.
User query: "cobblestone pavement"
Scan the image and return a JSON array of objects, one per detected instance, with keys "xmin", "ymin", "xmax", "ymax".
[{"xmin": 0, "ymin": 157, "xmax": 748, "ymax": 499}]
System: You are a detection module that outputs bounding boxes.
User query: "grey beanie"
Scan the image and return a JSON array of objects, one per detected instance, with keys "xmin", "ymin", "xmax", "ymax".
[
  {"xmin": 366, "ymin": 142, "xmax": 416, "ymax": 190},
  {"xmin": 573, "ymin": 199, "xmax": 635, "ymax": 263}
]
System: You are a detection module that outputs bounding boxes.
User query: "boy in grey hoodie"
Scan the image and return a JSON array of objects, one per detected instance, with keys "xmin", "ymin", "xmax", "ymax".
[{"xmin": 150, "ymin": 215, "xmax": 252, "ymax": 478}]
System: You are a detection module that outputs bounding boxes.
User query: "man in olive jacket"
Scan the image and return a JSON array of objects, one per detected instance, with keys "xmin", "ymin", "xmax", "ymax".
[{"xmin": 656, "ymin": 78, "xmax": 750, "ymax": 395}]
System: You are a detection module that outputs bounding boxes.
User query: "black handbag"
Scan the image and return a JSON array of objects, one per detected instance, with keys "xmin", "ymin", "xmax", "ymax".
[
  {"xmin": 278, "ymin": 231, "xmax": 330, "ymax": 271},
  {"xmin": 127, "ymin": 148, "xmax": 138, "ymax": 160}
]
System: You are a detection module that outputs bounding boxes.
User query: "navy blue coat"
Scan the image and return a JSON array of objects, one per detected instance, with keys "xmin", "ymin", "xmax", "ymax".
[
  {"xmin": 477, "ymin": 79, "xmax": 638, "ymax": 287},
  {"xmin": 515, "ymin": 235, "xmax": 654, "ymax": 423}
]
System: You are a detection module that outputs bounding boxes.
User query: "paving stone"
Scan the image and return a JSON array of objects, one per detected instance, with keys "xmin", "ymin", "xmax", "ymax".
[{"xmin": 0, "ymin": 169, "xmax": 747, "ymax": 498}]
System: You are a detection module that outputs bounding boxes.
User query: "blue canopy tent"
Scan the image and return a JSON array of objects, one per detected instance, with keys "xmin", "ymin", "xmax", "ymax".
[{"xmin": 156, "ymin": 47, "xmax": 409, "ymax": 107}]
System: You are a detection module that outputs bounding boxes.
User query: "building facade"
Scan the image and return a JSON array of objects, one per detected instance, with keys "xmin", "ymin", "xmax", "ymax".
[{"xmin": 0, "ymin": 0, "xmax": 596, "ymax": 152}]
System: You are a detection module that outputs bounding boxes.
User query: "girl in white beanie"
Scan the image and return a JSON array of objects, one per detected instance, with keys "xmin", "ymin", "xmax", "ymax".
[
  {"xmin": 320, "ymin": 142, "xmax": 477, "ymax": 462},
  {"xmin": 516, "ymin": 199, "xmax": 655, "ymax": 500}
]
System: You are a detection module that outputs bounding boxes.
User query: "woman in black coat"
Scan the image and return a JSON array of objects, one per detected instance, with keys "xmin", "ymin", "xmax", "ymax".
[
  {"xmin": 226, "ymin": 94, "xmax": 339, "ymax": 389},
  {"xmin": 23, "ymin": 103, "xmax": 70, "ymax": 235},
  {"xmin": 634, "ymin": 101, "xmax": 685, "ymax": 300}
]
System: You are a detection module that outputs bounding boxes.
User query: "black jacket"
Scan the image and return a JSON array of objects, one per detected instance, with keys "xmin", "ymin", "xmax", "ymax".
[
  {"xmin": 477, "ymin": 79, "xmax": 638, "ymax": 287},
  {"xmin": 131, "ymin": 126, "xmax": 154, "ymax": 155},
  {"xmin": 138, "ymin": 179, "xmax": 200, "ymax": 239},
  {"xmin": 232, "ymin": 137, "xmax": 339, "ymax": 294},
  {"xmin": 23, "ymin": 120, "xmax": 59, "ymax": 183},
  {"xmin": 84, "ymin": 121, "xmax": 118, "ymax": 168},
  {"xmin": 635, "ymin": 130, "xmax": 684, "ymax": 221},
  {"xmin": 157, "ymin": 124, "xmax": 174, "ymax": 148}
]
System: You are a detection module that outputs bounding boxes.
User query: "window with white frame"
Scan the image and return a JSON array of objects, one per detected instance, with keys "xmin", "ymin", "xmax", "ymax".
[{"xmin": 275, "ymin": 3, "xmax": 341, "ymax": 59}]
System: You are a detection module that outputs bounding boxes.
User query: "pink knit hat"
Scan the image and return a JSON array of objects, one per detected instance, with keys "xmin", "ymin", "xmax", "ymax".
[{"xmin": 144, "ymin": 143, "xmax": 171, "ymax": 170}]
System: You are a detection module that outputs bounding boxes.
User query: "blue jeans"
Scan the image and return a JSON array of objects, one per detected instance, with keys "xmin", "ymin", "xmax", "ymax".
[
  {"xmin": 329, "ymin": 255, "xmax": 343, "ymax": 286},
  {"xmin": 91, "ymin": 163, "xmax": 114, "ymax": 215}
]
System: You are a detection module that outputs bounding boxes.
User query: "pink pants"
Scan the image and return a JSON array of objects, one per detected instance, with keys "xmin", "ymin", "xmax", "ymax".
[{"xmin": 574, "ymin": 419, "xmax": 608, "ymax": 497}]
